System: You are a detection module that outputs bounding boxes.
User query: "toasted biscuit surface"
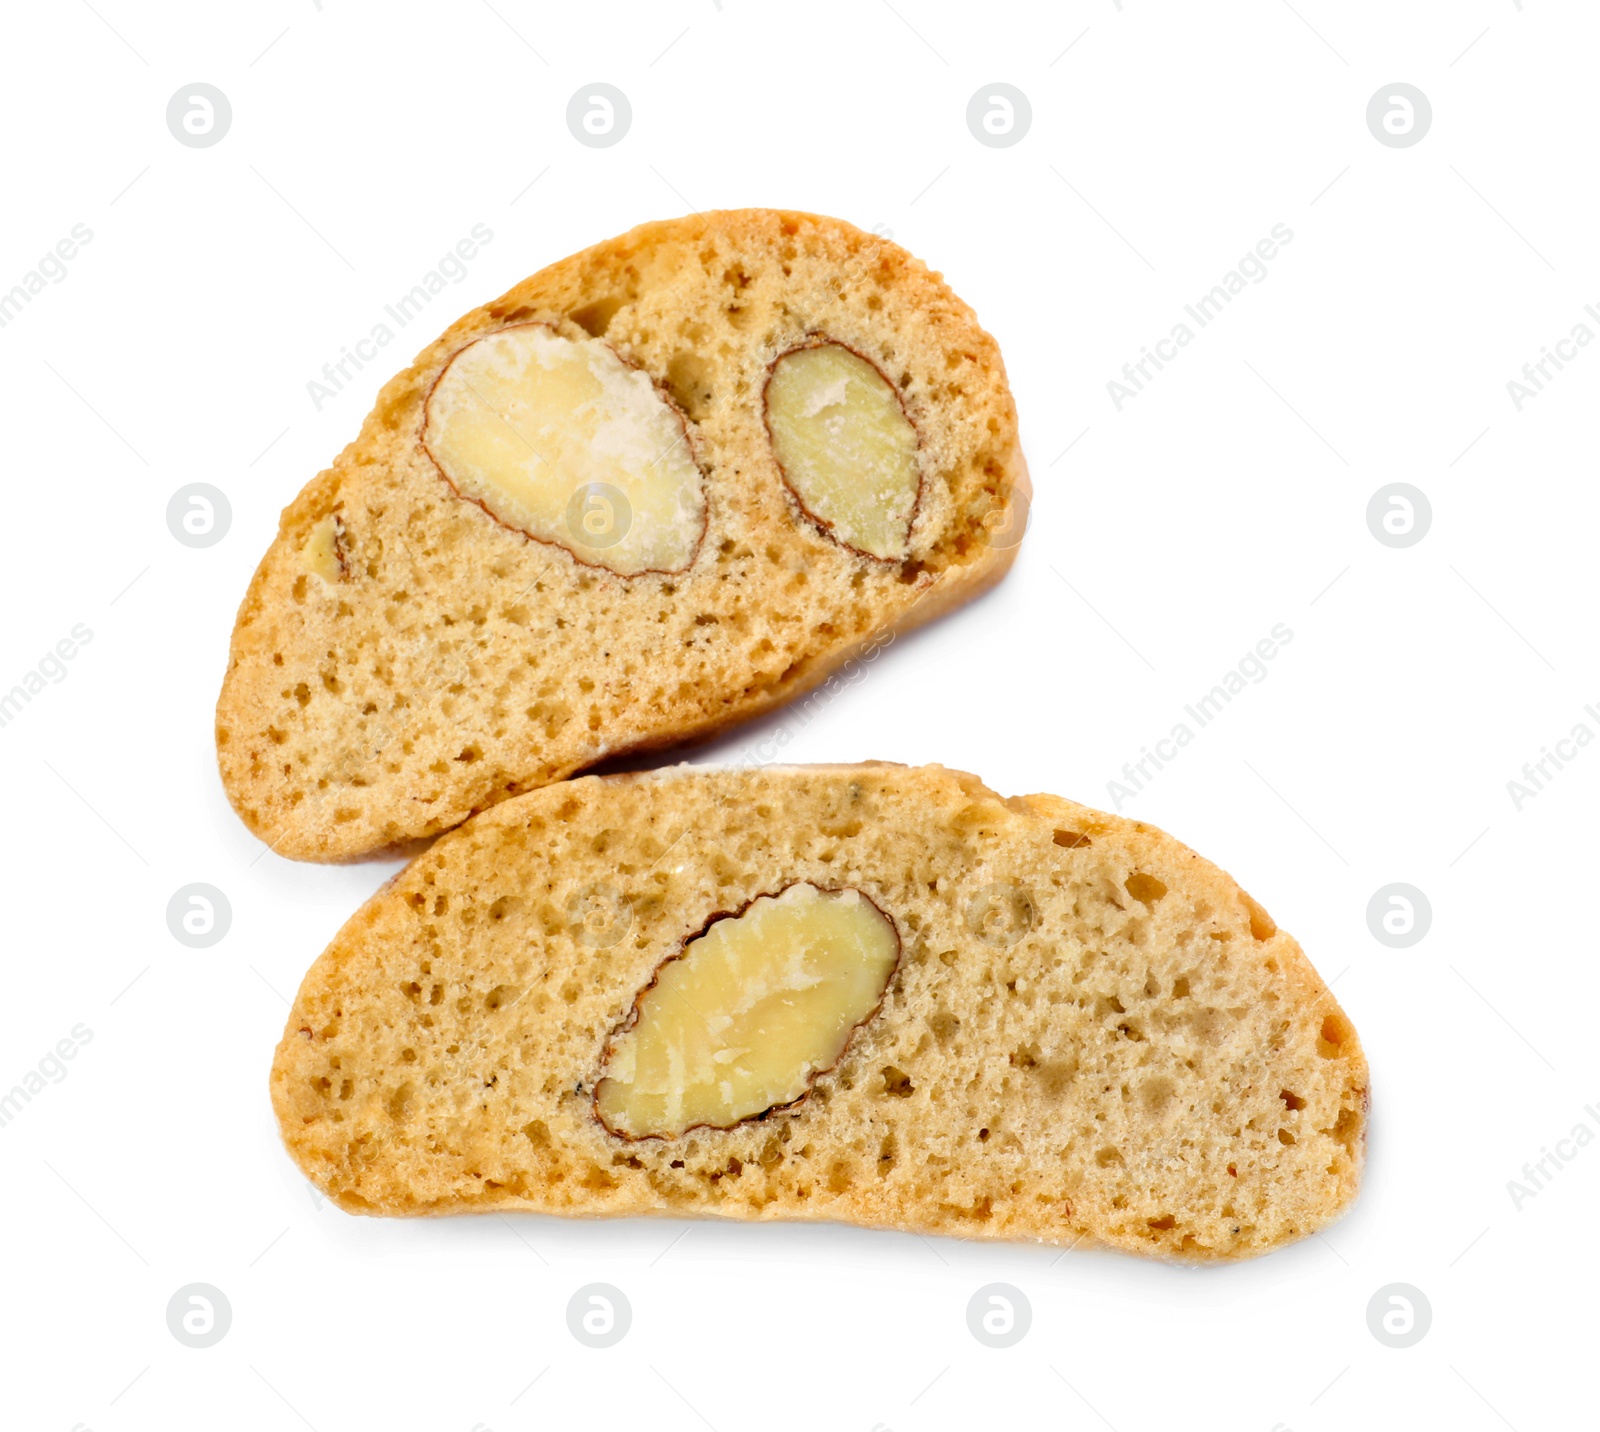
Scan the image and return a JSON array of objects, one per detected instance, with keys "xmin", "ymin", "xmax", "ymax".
[
  {"xmin": 217, "ymin": 212, "xmax": 1027, "ymax": 860},
  {"xmin": 271, "ymin": 765, "xmax": 1367, "ymax": 1261}
]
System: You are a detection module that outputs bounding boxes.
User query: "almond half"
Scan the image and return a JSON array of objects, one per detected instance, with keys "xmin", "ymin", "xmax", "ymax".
[
  {"xmin": 763, "ymin": 341, "xmax": 921, "ymax": 561},
  {"xmin": 421, "ymin": 323, "xmax": 707, "ymax": 576},
  {"xmin": 594, "ymin": 882, "xmax": 900, "ymax": 1138}
]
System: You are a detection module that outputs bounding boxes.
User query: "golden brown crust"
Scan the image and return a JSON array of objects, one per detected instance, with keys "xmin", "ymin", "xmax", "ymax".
[
  {"xmin": 270, "ymin": 764, "xmax": 1366, "ymax": 1260},
  {"xmin": 216, "ymin": 211, "xmax": 1028, "ymax": 861}
]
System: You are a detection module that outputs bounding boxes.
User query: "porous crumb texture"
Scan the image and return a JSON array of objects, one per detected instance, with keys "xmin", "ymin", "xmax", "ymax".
[
  {"xmin": 217, "ymin": 211, "xmax": 1028, "ymax": 860},
  {"xmin": 271, "ymin": 764, "xmax": 1367, "ymax": 1261}
]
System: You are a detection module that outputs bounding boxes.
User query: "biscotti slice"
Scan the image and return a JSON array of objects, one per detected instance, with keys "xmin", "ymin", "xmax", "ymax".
[
  {"xmin": 271, "ymin": 764, "xmax": 1367, "ymax": 1261},
  {"xmin": 217, "ymin": 211, "xmax": 1028, "ymax": 861}
]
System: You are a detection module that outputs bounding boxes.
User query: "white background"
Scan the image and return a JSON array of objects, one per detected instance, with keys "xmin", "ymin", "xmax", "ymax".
[{"xmin": 1, "ymin": 2, "xmax": 1593, "ymax": 1428}]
